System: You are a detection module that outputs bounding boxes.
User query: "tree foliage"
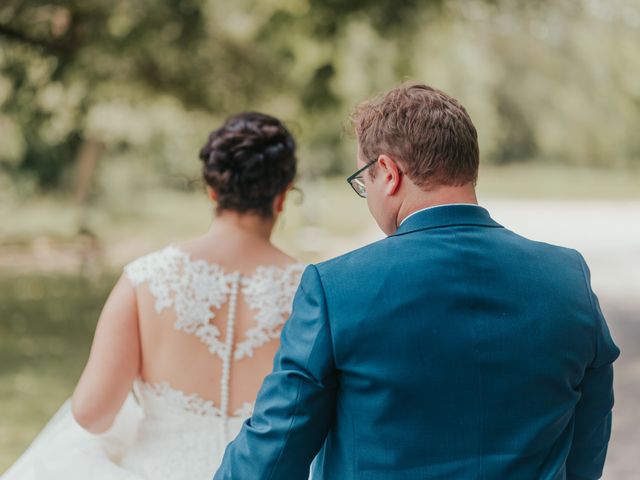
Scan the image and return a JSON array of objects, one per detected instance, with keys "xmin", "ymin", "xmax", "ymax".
[{"xmin": 0, "ymin": 0, "xmax": 639, "ymax": 197}]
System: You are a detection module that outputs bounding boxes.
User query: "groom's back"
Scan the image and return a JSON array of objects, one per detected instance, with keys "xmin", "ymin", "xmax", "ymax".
[{"xmin": 313, "ymin": 205, "xmax": 617, "ymax": 479}]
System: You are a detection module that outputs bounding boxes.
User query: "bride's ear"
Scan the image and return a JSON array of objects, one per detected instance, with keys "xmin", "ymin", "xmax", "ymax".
[
  {"xmin": 207, "ymin": 186, "xmax": 218, "ymax": 203},
  {"xmin": 273, "ymin": 184, "xmax": 292, "ymax": 214}
]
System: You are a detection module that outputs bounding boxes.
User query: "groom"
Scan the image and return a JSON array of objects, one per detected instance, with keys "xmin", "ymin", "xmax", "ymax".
[{"xmin": 213, "ymin": 83, "xmax": 619, "ymax": 479}]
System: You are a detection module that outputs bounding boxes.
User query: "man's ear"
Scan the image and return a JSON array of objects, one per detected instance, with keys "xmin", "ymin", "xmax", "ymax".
[{"xmin": 377, "ymin": 154, "xmax": 402, "ymax": 196}]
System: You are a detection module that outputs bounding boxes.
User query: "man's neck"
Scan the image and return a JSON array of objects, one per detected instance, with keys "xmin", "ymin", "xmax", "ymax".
[{"xmin": 395, "ymin": 184, "xmax": 478, "ymax": 227}]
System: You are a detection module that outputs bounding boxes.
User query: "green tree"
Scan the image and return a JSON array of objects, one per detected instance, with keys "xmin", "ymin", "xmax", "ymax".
[{"xmin": 1, "ymin": 0, "xmax": 638, "ymax": 204}]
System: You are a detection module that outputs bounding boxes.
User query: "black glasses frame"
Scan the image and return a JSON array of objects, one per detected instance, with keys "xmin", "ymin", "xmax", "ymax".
[{"xmin": 346, "ymin": 159, "xmax": 377, "ymax": 198}]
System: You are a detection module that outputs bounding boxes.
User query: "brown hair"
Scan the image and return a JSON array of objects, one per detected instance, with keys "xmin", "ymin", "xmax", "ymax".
[{"xmin": 350, "ymin": 83, "xmax": 479, "ymax": 188}]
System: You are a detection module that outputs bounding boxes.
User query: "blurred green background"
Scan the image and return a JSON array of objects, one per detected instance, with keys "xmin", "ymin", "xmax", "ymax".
[{"xmin": 1, "ymin": 0, "xmax": 639, "ymax": 476}]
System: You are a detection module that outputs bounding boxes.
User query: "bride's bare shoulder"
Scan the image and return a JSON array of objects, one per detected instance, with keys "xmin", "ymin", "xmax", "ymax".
[{"xmin": 267, "ymin": 246, "xmax": 302, "ymax": 268}]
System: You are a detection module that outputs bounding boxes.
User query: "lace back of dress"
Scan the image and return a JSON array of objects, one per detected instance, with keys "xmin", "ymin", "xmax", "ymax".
[{"xmin": 124, "ymin": 245, "xmax": 304, "ymax": 439}]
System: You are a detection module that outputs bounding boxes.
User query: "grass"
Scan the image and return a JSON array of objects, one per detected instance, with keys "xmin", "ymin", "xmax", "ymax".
[
  {"xmin": 477, "ymin": 163, "xmax": 640, "ymax": 199},
  {"xmin": 0, "ymin": 273, "xmax": 118, "ymax": 472}
]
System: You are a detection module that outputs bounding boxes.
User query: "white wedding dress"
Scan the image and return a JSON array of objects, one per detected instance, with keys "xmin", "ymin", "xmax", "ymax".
[{"xmin": 2, "ymin": 245, "xmax": 305, "ymax": 479}]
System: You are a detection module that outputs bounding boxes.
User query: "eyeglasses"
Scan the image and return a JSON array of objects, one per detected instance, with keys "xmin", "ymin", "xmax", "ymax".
[{"xmin": 346, "ymin": 159, "xmax": 377, "ymax": 198}]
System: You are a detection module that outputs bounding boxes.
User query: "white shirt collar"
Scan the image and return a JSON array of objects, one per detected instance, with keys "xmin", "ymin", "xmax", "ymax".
[{"xmin": 399, "ymin": 203, "xmax": 481, "ymax": 226}]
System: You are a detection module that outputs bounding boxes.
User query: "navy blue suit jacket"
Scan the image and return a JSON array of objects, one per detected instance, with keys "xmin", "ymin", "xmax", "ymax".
[{"xmin": 214, "ymin": 205, "xmax": 619, "ymax": 480}]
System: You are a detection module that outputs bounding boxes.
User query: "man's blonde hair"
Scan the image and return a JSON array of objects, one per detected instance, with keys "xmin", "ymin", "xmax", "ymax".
[{"xmin": 350, "ymin": 82, "xmax": 479, "ymax": 188}]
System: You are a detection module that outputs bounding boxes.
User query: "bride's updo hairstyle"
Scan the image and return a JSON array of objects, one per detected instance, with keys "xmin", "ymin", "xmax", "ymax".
[{"xmin": 199, "ymin": 112, "xmax": 297, "ymax": 218}]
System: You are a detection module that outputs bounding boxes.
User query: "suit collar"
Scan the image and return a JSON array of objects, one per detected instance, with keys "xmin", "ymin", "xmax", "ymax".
[{"xmin": 389, "ymin": 204, "xmax": 502, "ymax": 237}]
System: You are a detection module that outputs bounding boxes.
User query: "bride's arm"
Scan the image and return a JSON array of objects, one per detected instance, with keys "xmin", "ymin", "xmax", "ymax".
[{"xmin": 71, "ymin": 274, "xmax": 140, "ymax": 434}]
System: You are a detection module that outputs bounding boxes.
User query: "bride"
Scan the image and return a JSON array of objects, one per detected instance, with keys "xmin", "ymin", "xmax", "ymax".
[{"xmin": 2, "ymin": 112, "xmax": 305, "ymax": 479}]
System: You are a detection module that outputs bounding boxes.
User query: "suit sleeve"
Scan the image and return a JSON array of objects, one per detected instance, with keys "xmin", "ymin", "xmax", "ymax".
[
  {"xmin": 566, "ymin": 253, "xmax": 620, "ymax": 480},
  {"xmin": 213, "ymin": 264, "xmax": 337, "ymax": 480}
]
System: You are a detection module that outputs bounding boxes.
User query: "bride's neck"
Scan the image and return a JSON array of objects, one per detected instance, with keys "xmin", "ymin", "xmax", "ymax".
[{"xmin": 207, "ymin": 211, "xmax": 276, "ymax": 242}]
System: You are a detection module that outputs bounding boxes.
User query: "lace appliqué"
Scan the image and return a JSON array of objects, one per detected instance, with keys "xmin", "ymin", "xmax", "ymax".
[
  {"xmin": 235, "ymin": 264, "xmax": 305, "ymax": 360},
  {"xmin": 124, "ymin": 245, "xmax": 303, "ymax": 424},
  {"xmin": 142, "ymin": 381, "xmax": 223, "ymax": 417},
  {"xmin": 140, "ymin": 381, "xmax": 253, "ymax": 418},
  {"xmin": 124, "ymin": 245, "xmax": 304, "ymax": 361},
  {"xmin": 124, "ymin": 245, "xmax": 231, "ymax": 359}
]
